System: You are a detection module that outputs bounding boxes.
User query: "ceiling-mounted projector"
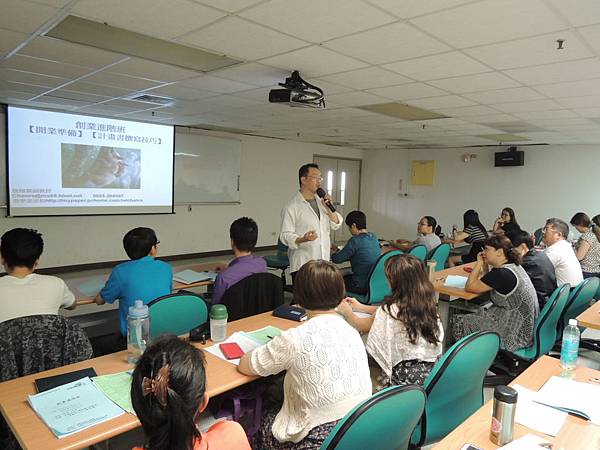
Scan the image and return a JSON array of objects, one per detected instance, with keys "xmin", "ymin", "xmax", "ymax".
[{"xmin": 269, "ymin": 70, "xmax": 325, "ymax": 108}]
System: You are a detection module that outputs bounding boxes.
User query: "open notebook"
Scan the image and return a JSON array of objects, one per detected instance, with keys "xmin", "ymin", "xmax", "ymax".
[{"xmin": 173, "ymin": 269, "xmax": 218, "ymax": 284}]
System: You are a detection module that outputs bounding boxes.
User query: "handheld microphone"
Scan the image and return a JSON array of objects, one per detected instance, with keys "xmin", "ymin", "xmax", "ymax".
[{"xmin": 316, "ymin": 188, "xmax": 336, "ymax": 213}]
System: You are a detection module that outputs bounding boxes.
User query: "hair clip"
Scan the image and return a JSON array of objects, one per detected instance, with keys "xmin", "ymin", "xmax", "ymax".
[{"xmin": 141, "ymin": 364, "xmax": 170, "ymax": 407}]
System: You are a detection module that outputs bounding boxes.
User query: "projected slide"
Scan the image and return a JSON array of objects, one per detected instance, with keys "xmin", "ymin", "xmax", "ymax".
[{"xmin": 7, "ymin": 106, "xmax": 174, "ymax": 216}]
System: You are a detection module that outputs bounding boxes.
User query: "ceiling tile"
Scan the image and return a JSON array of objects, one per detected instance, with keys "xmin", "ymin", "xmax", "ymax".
[
  {"xmin": 81, "ymin": 71, "xmax": 164, "ymax": 91},
  {"xmin": 0, "ymin": 68, "xmax": 69, "ymax": 87},
  {"xmin": 179, "ymin": 74, "xmax": 257, "ymax": 92},
  {"xmin": 61, "ymin": 81, "xmax": 135, "ymax": 97},
  {"xmin": 465, "ymin": 31, "xmax": 592, "ymax": 70},
  {"xmin": 406, "ymin": 95, "xmax": 476, "ymax": 109},
  {"xmin": 503, "ymin": 58, "xmax": 600, "ymax": 85},
  {"xmin": 71, "ymin": 0, "xmax": 225, "ymax": 39},
  {"xmin": 319, "ymin": 67, "xmax": 412, "ymax": 90},
  {"xmin": 310, "ymin": 79, "xmax": 355, "ymax": 95},
  {"xmin": 546, "ymin": 0, "xmax": 600, "ymax": 27},
  {"xmin": 0, "ymin": 0, "xmax": 59, "ymax": 34},
  {"xmin": 19, "ymin": 36, "xmax": 126, "ymax": 69},
  {"xmin": 463, "ymin": 87, "xmax": 544, "ymax": 104},
  {"xmin": 514, "ymin": 109, "xmax": 579, "ymax": 120},
  {"xmin": 576, "ymin": 108, "xmax": 600, "ymax": 118},
  {"xmin": 0, "ymin": 28, "xmax": 28, "ymax": 58},
  {"xmin": 577, "ymin": 24, "xmax": 600, "ymax": 54},
  {"xmin": 410, "ymin": 0, "xmax": 565, "ymax": 48},
  {"xmin": 240, "ymin": 0, "xmax": 395, "ymax": 43},
  {"xmin": 469, "ymin": 113, "xmax": 519, "ymax": 123},
  {"xmin": 212, "ymin": 63, "xmax": 290, "ymax": 87},
  {"xmin": 434, "ymin": 105, "xmax": 501, "ymax": 117},
  {"xmin": 325, "ymin": 91, "xmax": 389, "ymax": 107},
  {"xmin": 36, "ymin": 94, "xmax": 90, "ymax": 108},
  {"xmin": 142, "ymin": 83, "xmax": 218, "ymax": 101},
  {"xmin": 491, "ymin": 99, "xmax": 564, "ymax": 113},
  {"xmin": 49, "ymin": 88, "xmax": 111, "ymax": 103},
  {"xmin": 180, "ymin": 17, "xmax": 308, "ymax": 60},
  {"xmin": 382, "ymin": 51, "xmax": 490, "ymax": 81},
  {"xmin": 260, "ymin": 46, "xmax": 368, "ymax": 77},
  {"xmin": 367, "ymin": 83, "xmax": 447, "ymax": 100},
  {"xmin": 0, "ymin": 81, "xmax": 48, "ymax": 96},
  {"xmin": 323, "ymin": 22, "xmax": 450, "ymax": 65},
  {"xmin": 365, "ymin": 0, "xmax": 475, "ymax": 19},
  {"xmin": 107, "ymin": 58, "xmax": 200, "ymax": 82},
  {"xmin": 27, "ymin": 0, "xmax": 71, "ymax": 6},
  {"xmin": 534, "ymin": 78, "xmax": 600, "ymax": 98},
  {"xmin": 429, "ymin": 72, "xmax": 520, "ymax": 94},
  {"xmin": 1, "ymin": 55, "xmax": 92, "ymax": 79},
  {"xmin": 556, "ymin": 95, "xmax": 600, "ymax": 109},
  {"xmin": 193, "ymin": 0, "xmax": 264, "ymax": 12}
]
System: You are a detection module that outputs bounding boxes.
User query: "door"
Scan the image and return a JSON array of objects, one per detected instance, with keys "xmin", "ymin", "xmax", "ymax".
[{"xmin": 313, "ymin": 156, "xmax": 362, "ymax": 243}]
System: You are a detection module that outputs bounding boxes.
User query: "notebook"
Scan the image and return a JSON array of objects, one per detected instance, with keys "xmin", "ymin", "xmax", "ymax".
[
  {"xmin": 173, "ymin": 269, "xmax": 217, "ymax": 284},
  {"xmin": 35, "ymin": 367, "xmax": 98, "ymax": 393},
  {"xmin": 272, "ymin": 304, "xmax": 307, "ymax": 321}
]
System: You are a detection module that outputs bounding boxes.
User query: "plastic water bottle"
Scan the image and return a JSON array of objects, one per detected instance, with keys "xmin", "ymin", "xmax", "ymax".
[
  {"xmin": 127, "ymin": 300, "xmax": 150, "ymax": 364},
  {"xmin": 210, "ymin": 304, "xmax": 228, "ymax": 343},
  {"xmin": 560, "ymin": 319, "xmax": 580, "ymax": 374}
]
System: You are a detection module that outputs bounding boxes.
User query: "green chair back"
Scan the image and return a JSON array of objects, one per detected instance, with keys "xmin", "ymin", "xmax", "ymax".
[
  {"xmin": 348, "ymin": 250, "xmax": 402, "ymax": 304},
  {"xmin": 263, "ymin": 238, "xmax": 289, "ymax": 270},
  {"xmin": 561, "ymin": 278, "xmax": 600, "ymax": 329},
  {"xmin": 321, "ymin": 385, "xmax": 426, "ymax": 450},
  {"xmin": 513, "ymin": 284, "xmax": 571, "ymax": 360},
  {"xmin": 408, "ymin": 244, "xmax": 427, "ymax": 261},
  {"xmin": 411, "ymin": 331, "xmax": 500, "ymax": 447},
  {"xmin": 427, "ymin": 243, "xmax": 451, "ymax": 271},
  {"xmin": 533, "ymin": 228, "xmax": 544, "ymax": 246},
  {"xmin": 148, "ymin": 293, "xmax": 208, "ymax": 338}
]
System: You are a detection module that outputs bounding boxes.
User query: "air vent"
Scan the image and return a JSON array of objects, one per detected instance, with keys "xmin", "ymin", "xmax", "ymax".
[{"xmin": 127, "ymin": 94, "xmax": 174, "ymax": 106}]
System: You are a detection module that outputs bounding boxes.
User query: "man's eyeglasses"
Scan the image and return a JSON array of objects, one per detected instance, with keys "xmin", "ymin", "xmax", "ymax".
[
  {"xmin": 306, "ymin": 175, "xmax": 323, "ymax": 181},
  {"xmin": 155, "ymin": 240, "xmax": 160, "ymax": 246}
]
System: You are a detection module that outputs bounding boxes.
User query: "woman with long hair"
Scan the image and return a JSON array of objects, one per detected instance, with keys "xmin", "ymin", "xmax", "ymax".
[
  {"xmin": 452, "ymin": 235, "xmax": 539, "ymax": 351},
  {"xmin": 570, "ymin": 212, "xmax": 600, "ymax": 278},
  {"xmin": 493, "ymin": 207, "xmax": 520, "ymax": 235},
  {"xmin": 338, "ymin": 253, "xmax": 443, "ymax": 387},
  {"xmin": 447, "ymin": 209, "xmax": 489, "ymax": 267},
  {"xmin": 131, "ymin": 335, "xmax": 250, "ymax": 450}
]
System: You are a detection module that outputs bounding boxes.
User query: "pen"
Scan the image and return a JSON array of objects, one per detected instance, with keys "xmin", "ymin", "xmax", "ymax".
[
  {"xmin": 589, "ymin": 377, "xmax": 600, "ymax": 384},
  {"xmin": 266, "ymin": 335, "xmax": 274, "ymax": 340}
]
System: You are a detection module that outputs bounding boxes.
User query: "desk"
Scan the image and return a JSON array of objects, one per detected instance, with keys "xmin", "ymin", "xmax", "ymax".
[
  {"xmin": 0, "ymin": 311, "xmax": 297, "ymax": 450},
  {"xmin": 432, "ymin": 356, "xmax": 600, "ymax": 450},
  {"xmin": 70, "ymin": 261, "xmax": 227, "ymax": 305},
  {"xmin": 577, "ymin": 300, "xmax": 600, "ymax": 330},
  {"xmin": 433, "ymin": 263, "xmax": 479, "ymax": 301}
]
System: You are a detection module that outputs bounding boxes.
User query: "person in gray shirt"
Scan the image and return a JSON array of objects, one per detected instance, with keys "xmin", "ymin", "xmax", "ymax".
[{"xmin": 392, "ymin": 216, "xmax": 441, "ymax": 252}]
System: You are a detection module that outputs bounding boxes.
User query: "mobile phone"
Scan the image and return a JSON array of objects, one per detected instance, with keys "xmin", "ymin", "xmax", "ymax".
[
  {"xmin": 219, "ymin": 342, "xmax": 245, "ymax": 359},
  {"xmin": 460, "ymin": 444, "xmax": 484, "ymax": 450}
]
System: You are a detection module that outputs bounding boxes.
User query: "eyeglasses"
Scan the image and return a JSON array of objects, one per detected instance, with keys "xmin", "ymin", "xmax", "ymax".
[
  {"xmin": 155, "ymin": 240, "xmax": 160, "ymax": 245},
  {"xmin": 417, "ymin": 222, "xmax": 428, "ymax": 226},
  {"xmin": 305, "ymin": 175, "xmax": 323, "ymax": 181}
]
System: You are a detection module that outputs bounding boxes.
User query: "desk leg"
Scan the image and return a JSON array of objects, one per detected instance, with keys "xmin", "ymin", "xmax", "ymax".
[{"xmin": 438, "ymin": 298, "xmax": 450, "ymax": 351}]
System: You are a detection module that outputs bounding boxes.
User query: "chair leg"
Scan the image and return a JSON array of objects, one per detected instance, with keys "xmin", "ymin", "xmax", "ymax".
[{"xmin": 581, "ymin": 338, "xmax": 600, "ymax": 352}]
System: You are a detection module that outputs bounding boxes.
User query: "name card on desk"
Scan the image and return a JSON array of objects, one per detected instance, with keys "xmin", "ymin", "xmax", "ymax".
[{"xmin": 28, "ymin": 377, "xmax": 125, "ymax": 438}]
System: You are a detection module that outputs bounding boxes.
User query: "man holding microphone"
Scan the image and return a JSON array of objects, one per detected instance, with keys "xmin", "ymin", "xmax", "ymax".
[{"xmin": 280, "ymin": 163, "xmax": 342, "ymax": 282}]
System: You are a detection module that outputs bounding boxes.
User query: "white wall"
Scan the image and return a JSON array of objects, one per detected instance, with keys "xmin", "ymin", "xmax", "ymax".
[
  {"xmin": 0, "ymin": 111, "xmax": 363, "ymax": 268},
  {"xmin": 361, "ymin": 145, "xmax": 600, "ymax": 240}
]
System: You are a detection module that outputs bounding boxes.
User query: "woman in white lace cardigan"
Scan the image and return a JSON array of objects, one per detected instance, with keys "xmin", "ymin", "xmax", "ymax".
[
  {"xmin": 338, "ymin": 253, "xmax": 443, "ymax": 387},
  {"xmin": 238, "ymin": 260, "xmax": 372, "ymax": 450}
]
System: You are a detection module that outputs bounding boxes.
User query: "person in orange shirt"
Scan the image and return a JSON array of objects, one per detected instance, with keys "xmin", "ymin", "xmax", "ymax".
[{"xmin": 131, "ymin": 335, "xmax": 250, "ymax": 450}]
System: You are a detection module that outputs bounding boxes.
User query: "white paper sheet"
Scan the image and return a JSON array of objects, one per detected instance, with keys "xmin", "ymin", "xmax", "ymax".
[
  {"xmin": 499, "ymin": 434, "xmax": 552, "ymax": 449},
  {"xmin": 203, "ymin": 332, "xmax": 263, "ymax": 365},
  {"xmin": 513, "ymin": 384, "xmax": 567, "ymax": 437},
  {"xmin": 534, "ymin": 376, "xmax": 600, "ymax": 425}
]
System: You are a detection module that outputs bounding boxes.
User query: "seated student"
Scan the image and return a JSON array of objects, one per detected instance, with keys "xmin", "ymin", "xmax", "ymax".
[
  {"xmin": 338, "ymin": 254, "xmax": 443, "ymax": 387},
  {"xmin": 493, "ymin": 207, "xmax": 521, "ymax": 235},
  {"xmin": 506, "ymin": 230, "xmax": 557, "ymax": 309},
  {"xmin": 0, "ymin": 228, "xmax": 76, "ymax": 324},
  {"xmin": 392, "ymin": 216, "xmax": 442, "ymax": 253},
  {"xmin": 94, "ymin": 227, "xmax": 172, "ymax": 352},
  {"xmin": 447, "ymin": 209, "xmax": 488, "ymax": 267},
  {"xmin": 451, "ymin": 235, "xmax": 539, "ymax": 352},
  {"xmin": 131, "ymin": 335, "xmax": 251, "ymax": 450},
  {"xmin": 542, "ymin": 218, "xmax": 583, "ymax": 286},
  {"xmin": 570, "ymin": 212, "xmax": 600, "ymax": 278},
  {"xmin": 331, "ymin": 210, "xmax": 380, "ymax": 295},
  {"xmin": 238, "ymin": 260, "xmax": 371, "ymax": 450},
  {"xmin": 211, "ymin": 217, "xmax": 268, "ymax": 304}
]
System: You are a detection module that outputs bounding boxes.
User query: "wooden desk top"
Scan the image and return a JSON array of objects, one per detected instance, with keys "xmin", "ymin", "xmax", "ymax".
[
  {"xmin": 577, "ymin": 300, "xmax": 600, "ymax": 330},
  {"xmin": 434, "ymin": 263, "xmax": 480, "ymax": 300},
  {"xmin": 0, "ymin": 312, "xmax": 298, "ymax": 450},
  {"xmin": 432, "ymin": 356, "xmax": 600, "ymax": 450},
  {"xmin": 71, "ymin": 261, "xmax": 227, "ymax": 306}
]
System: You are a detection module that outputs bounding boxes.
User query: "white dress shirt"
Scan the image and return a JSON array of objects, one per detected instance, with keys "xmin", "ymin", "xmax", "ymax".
[
  {"xmin": 280, "ymin": 191, "xmax": 342, "ymax": 273},
  {"xmin": 544, "ymin": 239, "xmax": 583, "ymax": 286}
]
